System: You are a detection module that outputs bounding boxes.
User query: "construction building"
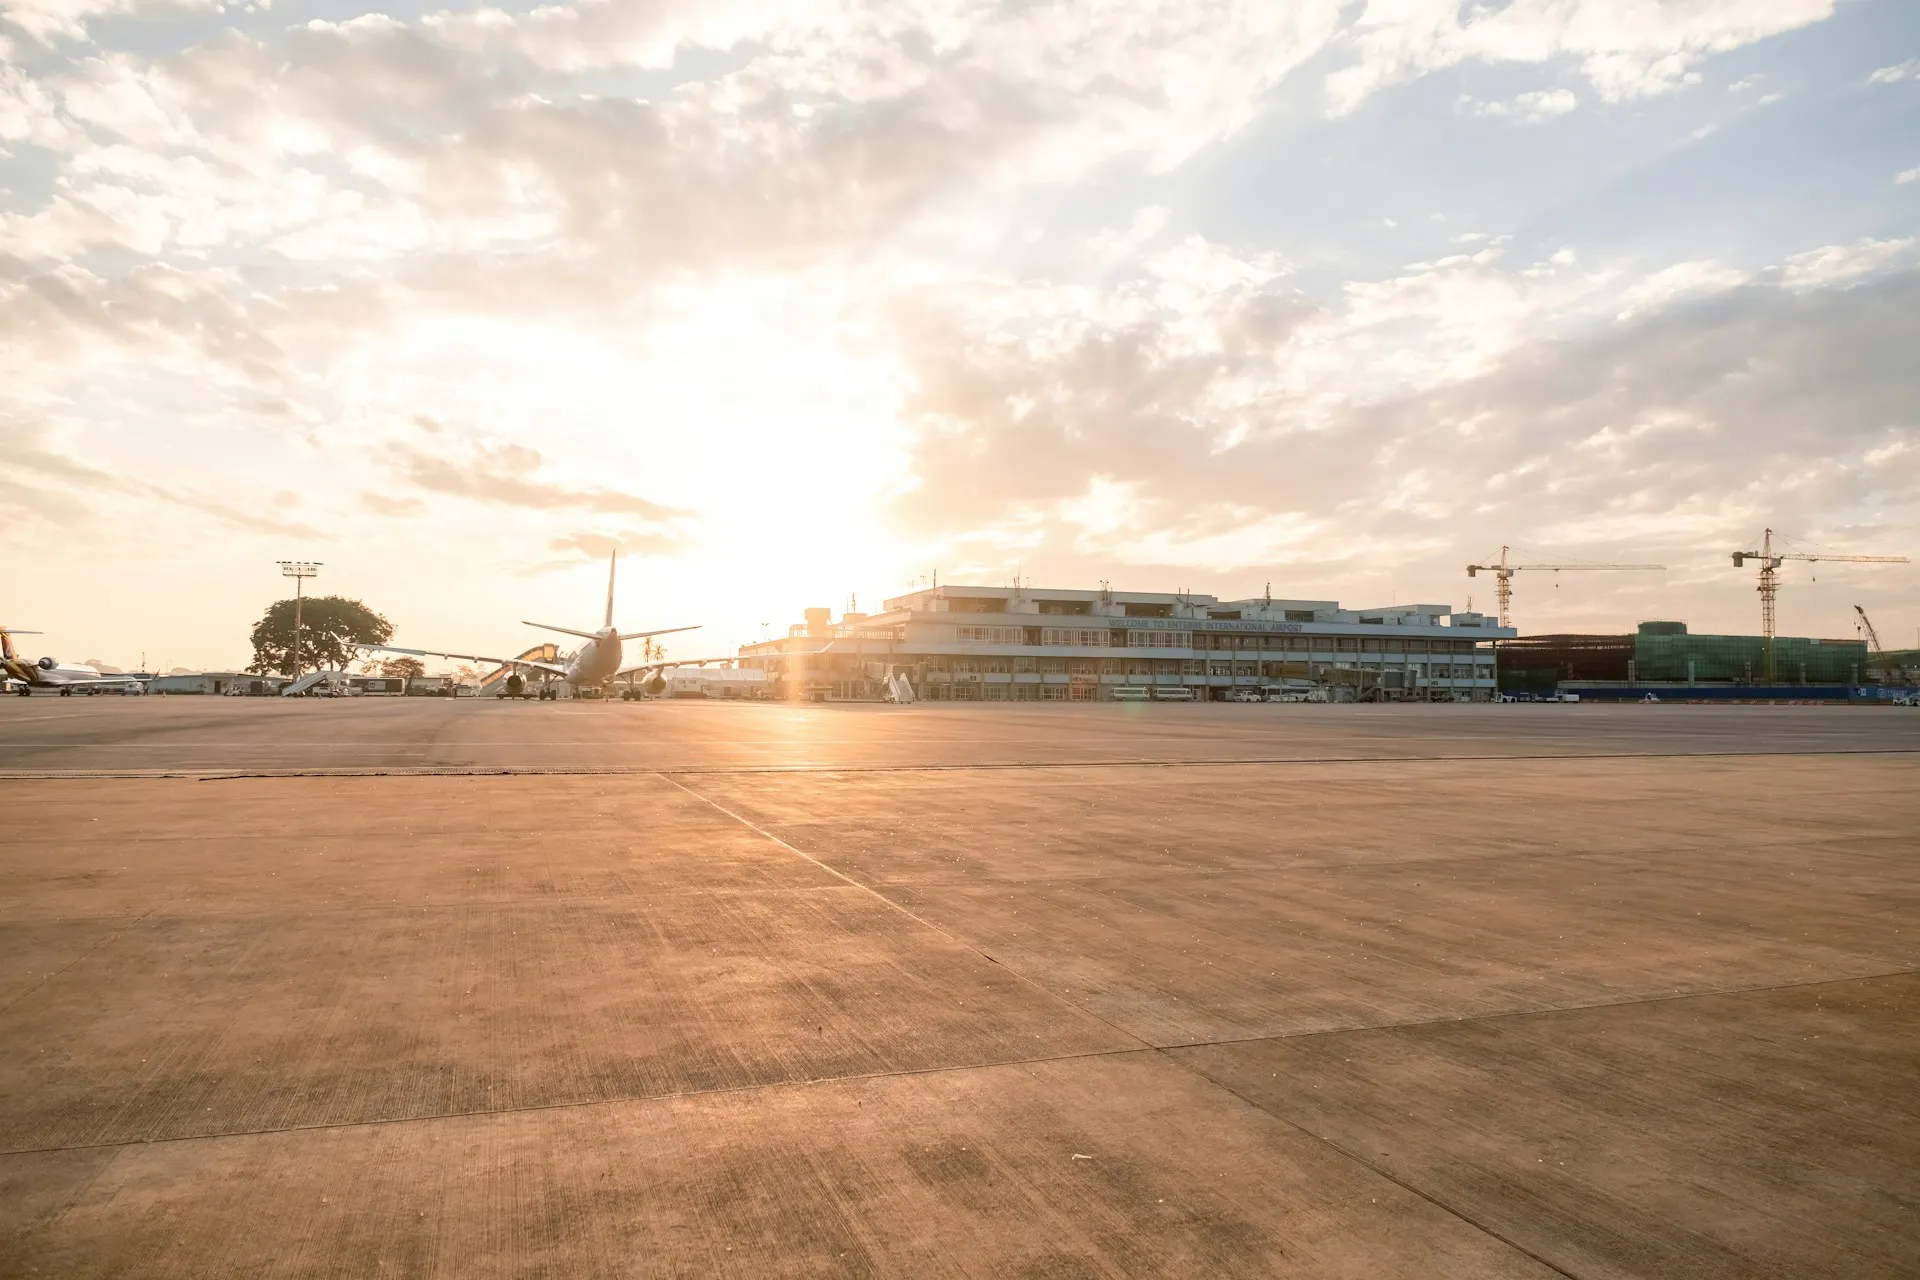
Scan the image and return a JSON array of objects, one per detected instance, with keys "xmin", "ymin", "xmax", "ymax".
[
  {"xmin": 1496, "ymin": 621, "xmax": 1875, "ymax": 699},
  {"xmin": 1868, "ymin": 648, "xmax": 1920, "ymax": 684},
  {"xmin": 738, "ymin": 585, "xmax": 1509, "ymax": 702}
]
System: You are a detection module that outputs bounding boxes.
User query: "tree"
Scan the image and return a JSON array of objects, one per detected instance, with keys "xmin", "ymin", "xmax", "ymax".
[
  {"xmin": 248, "ymin": 596, "xmax": 394, "ymax": 676},
  {"xmin": 378, "ymin": 657, "xmax": 426, "ymax": 680}
]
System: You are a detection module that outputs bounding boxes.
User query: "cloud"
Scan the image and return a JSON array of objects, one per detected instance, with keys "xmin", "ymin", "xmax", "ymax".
[
  {"xmin": 1778, "ymin": 238, "xmax": 1916, "ymax": 289},
  {"xmin": 0, "ymin": 424, "xmax": 324, "ymax": 537},
  {"xmin": 0, "ymin": 2, "xmax": 1349, "ymax": 292},
  {"xmin": 1616, "ymin": 260, "xmax": 1749, "ymax": 319},
  {"xmin": 359, "ymin": 492, "xmax": 426, "ymax": 518},
  {"xmin": 547, "ymin": 528, "xmax": 686, "ymax": 559},
  {"xmin": 1868, "ymin": 59, "xmax": 1917, "ymax": 85},
  {"xmin": 393, "ymin": 442, "xmax": 689, "ymax": 520},
  {"xmin": 0, "ymin": 0, "xmax": 1909, "ymax": 651},
  {"xmin": 1898, "ymin": 166, "xmax": 1919, "ymax": 186},
  {"xmin": 1, "ymin": 0, "xmax": 216, "ymax": 44},
  {"xmin": 1327, "ymin": 0, "xmax": 1835, "ymax": 114},
  {"xmin": 887, "ymin": 250, "xmax": 1920, "ymax": 597},
  {"xmin": 1460, "ymin": 88, "xmax": 1579, "ymax": 123}
]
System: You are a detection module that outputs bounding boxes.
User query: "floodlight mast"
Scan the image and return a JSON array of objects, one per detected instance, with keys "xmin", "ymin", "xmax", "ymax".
[{"xmin": 277, "ymin": 561, "xmax": 322, "ymax": 679}]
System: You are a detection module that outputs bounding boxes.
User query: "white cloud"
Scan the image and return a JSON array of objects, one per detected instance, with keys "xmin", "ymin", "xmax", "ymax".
[
  {"xmin": 894, "ymin": 252, "xmax": 1920, "ymax": 615},
  {"xmin": 1460, "ymin": 88, "xmax": 1578, "ymax": 123},
  {"xmin": 1898, "ymin": 166, "xmax": 1920, "ymax": 186},
  {"xmin": 1867, "ymin": 59, "xmax": 1917, "ymax": 85},
  {"xmin": 1, "ymin": 0, "xmax": 217, "ymax": 44},
  {"xmin": 1616, "ymin": 260, "xmax": 1749, "ymax": 319},
  {"xmin": 0, "ymin": 0, "xmax": 1913, "ymax": 655},
  {"xmin": 1327, "ymin": 0, "xmax": 1835, "ymax": 115},
  {"xmin": 1779, "ymin": 238, "xmax": 1917, "ymax": 288},
  {"xmin": 1087, "ymin": 206, "xmax": 1172, "ymax": 266}
]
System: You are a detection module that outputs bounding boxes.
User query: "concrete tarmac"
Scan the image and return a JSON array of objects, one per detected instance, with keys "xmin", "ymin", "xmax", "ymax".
[
  {"xmin": 0, "ymin": 696, "xmax": 1915, "ymax": 774},
  {"xmin": 1, "ymin": 699, "xmax": 1915, "ymax": 1277}
]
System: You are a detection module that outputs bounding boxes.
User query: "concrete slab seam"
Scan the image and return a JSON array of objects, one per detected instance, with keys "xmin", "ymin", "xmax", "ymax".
[
  {"xmin": 0, "ymin": 890, "xmax": 184, "ymax": 1018},
  {"xmin": 0, "ymin": 1043, "xmax": 1157, "ymax": 1159},
  {"xmin": 1154, "ymin": 965, "xmax": 1920, "ymax": 1054},
  {"xmin": 1169, "ymin": 1053, "xmax": 1585, "ymax": 1280},
  {"xmin": 654, "ymin": 772, "xmax": 1156, "ymax": 1054}
]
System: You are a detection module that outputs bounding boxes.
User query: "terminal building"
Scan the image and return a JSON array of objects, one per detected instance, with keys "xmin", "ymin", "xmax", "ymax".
[{"xmin": 738, "ymin": 585, "xmax": 1510, "ymax": 702}]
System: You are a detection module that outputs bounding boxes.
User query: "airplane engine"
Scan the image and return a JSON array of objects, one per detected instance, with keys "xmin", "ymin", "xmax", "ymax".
[
  {"xmin": 37, "ymin": 656, "xmax": 57, "ymax": 670},
  {"xmin": 645, "ymin": 674, "xmax": 667, "ymax": 695}
]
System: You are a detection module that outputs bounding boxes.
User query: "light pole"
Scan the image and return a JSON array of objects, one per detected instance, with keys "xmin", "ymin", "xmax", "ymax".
[{"xmin": 277, "ymin": 561, "xmax": 321, "ymax": 678}]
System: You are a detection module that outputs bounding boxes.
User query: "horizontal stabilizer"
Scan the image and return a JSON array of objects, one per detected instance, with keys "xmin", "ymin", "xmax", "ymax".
[
  {"xmin": 617, "ymin": 625, "xmax": 701, "ymax": 641},
  {"xmin": 522, "ymin": 621, "xmax": 602, "ymax": 642}
]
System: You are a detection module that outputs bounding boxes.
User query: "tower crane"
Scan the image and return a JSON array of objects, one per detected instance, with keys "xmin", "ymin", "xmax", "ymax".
[
  {"xmin": 1465, "ymin": 546, "xmax": 1666, "ymax": 630},
  {"xmin": 1730, "ymin": 529, "xmax": 1907, "ymax": 682},
  {"xmin": 1853, "ymin": 605, "xmax": 1883, "ymax": 653}
]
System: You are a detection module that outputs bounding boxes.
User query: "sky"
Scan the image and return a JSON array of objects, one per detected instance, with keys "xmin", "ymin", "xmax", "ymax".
[{"xmin": 3, "ymin": 0, "xmax": 1918, "ymax": 671}]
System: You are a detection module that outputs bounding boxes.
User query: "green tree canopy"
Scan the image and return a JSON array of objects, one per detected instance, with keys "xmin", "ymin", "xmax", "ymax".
[
  {"xmin": 248, "ymin": 596, "xmax": 393, "ymax": 676},
  {"xmin": 377, "ymin": 656, "xmax": 425, "ymax": 680}
]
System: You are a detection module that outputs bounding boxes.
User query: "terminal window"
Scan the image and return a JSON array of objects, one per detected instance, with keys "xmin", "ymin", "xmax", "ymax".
[{"xmin": 1043, "ymin": 628, "xmax": 1109, "ymax": 647}]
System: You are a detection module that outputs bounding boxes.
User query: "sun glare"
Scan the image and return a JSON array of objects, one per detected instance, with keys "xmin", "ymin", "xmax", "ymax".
[{"xmin": 367, "ymin": 276, "xmax": 925, "ymax": 633}]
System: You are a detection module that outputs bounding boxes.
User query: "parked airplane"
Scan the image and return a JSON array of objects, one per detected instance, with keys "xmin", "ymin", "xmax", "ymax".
[
  {"xmin": 357, "ymin": 552, "xmax": 705, "ymax": 698},
  {"xmin": 1, "ymin": 628, "xmax": 146, "ymax": 695}
]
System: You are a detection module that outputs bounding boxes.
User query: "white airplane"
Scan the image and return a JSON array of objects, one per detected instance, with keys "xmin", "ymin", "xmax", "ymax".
[
  {"xmin": 1, "ymin": 628, "xmax": 146, "ymax": 696},
  {"xmin": 359, "ymin": 552, "xmax": 706, "ymax": 699}
]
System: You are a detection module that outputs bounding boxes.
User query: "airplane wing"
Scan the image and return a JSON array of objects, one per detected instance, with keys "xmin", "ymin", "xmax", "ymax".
[
  {"xmin": 359, "ymin": 643, "xmax": 570, "ymax": 676},
  {"xmin": 613, "ymin": 649, "xmax": 827, "ymax": 679},
  {"xmin": 40, "ymin": 670, "xmax": 146, "ymax": 688},
  {"xmin": 612, "ymin": 654, "xmax": 740, "ymax": 678}
]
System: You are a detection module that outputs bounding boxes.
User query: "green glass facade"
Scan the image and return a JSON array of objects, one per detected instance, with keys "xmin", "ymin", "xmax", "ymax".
[{"xmin": 1632, "ymin": 623, "xmax": 1867, "ymax": 683}]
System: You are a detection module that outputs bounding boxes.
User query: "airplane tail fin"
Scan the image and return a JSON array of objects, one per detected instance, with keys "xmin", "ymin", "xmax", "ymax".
[
  {"xmin": 0, "ymin": 628, "xmax": 39, "ymax": 664},
  {"xmin": 606, "ymin": 551, "xmax": 616, "ymax": 629}
]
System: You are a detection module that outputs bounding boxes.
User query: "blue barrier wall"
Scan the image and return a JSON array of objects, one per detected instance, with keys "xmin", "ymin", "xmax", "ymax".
[{"xmin": 1561, "ymin": 684, "xmax": 1917, "ymax": 703}]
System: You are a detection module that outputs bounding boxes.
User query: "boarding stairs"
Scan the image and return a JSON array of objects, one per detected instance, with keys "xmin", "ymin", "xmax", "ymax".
[{"xmin": 280, "ymin": 669, "xmax": 346, "ymax": 697}]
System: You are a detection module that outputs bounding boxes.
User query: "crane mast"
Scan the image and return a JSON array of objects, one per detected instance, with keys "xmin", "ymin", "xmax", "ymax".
[
  {"xmin": 1464, "ymin": 546, "xmax": 1665, "ymax": 629},
  {"xmin": 1731, "ymin": 528, "xmax": 1907, "ymax": 682}
]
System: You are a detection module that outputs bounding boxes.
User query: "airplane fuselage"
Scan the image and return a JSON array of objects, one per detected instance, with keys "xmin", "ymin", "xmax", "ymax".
[
  {"xmin": 353, "ymin": 551, "xmax": 697, "ymax": 697},
  {"xmin": 1, "ymin": 632, "xmax": 143, "ymax": 693},
  {"xmin": 562, "ymin": 630, "xmax": 623, "ymax": 688}
]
